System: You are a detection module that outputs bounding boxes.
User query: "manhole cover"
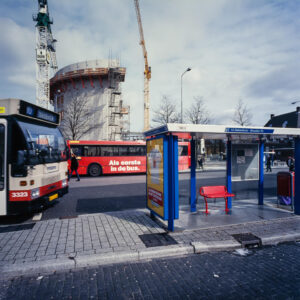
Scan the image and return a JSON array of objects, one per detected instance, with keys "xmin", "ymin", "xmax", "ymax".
[
  {"xmin": 139, "ymin": 233, "xmax": 178, "ymax": 248},
  {"xmin": 232, "ymin": 233, "xmax": 261, "ymax": 248},
  {"xmin": 0, "ymin": 223, "xmax": 35, "ymax": 233}
]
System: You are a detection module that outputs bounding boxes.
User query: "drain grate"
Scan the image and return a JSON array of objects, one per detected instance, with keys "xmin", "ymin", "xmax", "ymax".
[
  {"xmin": 232, "ymin": 233, "xmax": 261, "ymax": 248},
  {"xmin": 0, "ymin": 223, "xmax": 35, "ymax": 234},
  {"xmin": 139, "ymin": 233, "xmax": 178, "ymax": 248}
]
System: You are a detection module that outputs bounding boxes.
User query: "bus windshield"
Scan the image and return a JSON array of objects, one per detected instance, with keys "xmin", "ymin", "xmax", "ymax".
[{"xmin": 17, "ymin": 120, "xmax": 67, "ymax": 164}]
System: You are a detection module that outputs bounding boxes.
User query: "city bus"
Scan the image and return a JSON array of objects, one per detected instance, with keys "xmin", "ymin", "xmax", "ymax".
[
  {"xmin": 0, "ymin": 99, "xmax": 69, "ymax": 215},
  {"xmin": 68, "ymin": 140, "xmax": 191, "ymax": 176}
]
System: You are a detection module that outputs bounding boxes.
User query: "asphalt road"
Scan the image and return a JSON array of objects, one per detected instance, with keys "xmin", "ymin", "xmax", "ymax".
[
  {"xmin": 0, "ymin": 168, "xmax": 288, "ymax": 224},
  {"xmin": 1, "ymin": 242, "xmax": 299, "ymax": 299}
]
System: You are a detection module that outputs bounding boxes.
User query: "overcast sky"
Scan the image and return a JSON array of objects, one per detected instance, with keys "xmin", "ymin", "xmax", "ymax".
[{"xmin": 1, "ymin": 0, "xmax": 300, "ymax": 131}]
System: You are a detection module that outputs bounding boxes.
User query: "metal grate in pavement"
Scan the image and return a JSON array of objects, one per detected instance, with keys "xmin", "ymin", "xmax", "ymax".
[
  {"xmin": 0, "ymin": 223, "xmax": 35, "ymax": 233},
  {"xmin": 139, "ymin": 233, "xmax": 178, "ymax": 248},
  {"xmin": 232, "ymin": 233, "xmax": 262, "ymax": 248}
]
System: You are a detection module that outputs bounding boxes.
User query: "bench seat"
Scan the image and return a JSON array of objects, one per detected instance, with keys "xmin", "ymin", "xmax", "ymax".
[{"xmin": 199, "ymin": 185, "xmax": 235, "ymax": 214}]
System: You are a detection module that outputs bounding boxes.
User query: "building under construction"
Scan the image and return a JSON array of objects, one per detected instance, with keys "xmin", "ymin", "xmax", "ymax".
[{"xmin": 50, "ymin": 59, "xmax": 129, "ymax": 141}]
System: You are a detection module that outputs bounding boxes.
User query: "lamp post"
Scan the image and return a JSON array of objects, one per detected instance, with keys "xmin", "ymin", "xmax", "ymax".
[{"xmin": 180, "ymin": 67, "xmax": 191, "ymax": 123}]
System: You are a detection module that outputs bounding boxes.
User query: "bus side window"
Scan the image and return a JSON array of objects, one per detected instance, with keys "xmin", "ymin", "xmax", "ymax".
[
  {"xmin": 119, "ymin": 146, "xmax": 129, "ymax": 156},
  {"xmin": 86, "ymin": 146, "xmax": 98, "ymax": 157},
  {"xmin": 128, "ymin": 146, "xmax": 136, "ymax": 156},
  {"xmin": 71, "ymin": 146, "xmax": 84, "ymax": 156},
  {"xmin": 179, "ymin": 146, "xmax": 188, "ymax": 156}
]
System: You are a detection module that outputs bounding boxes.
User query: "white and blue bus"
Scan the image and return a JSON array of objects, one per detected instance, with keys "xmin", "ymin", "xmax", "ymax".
[{"xmin": 0, "ymin": 98, "xmax": 68, "ymax": 215}]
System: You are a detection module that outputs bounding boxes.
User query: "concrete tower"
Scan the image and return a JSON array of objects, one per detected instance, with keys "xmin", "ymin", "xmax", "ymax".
[{"xmin": 50, "ymin": 59, "xmax": 129, "ymax": 141}]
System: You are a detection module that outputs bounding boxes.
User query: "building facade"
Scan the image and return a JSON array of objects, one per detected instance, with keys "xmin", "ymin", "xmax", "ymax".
[{"xmin": 50, "ymin": 59, "xmax": 129, "ymax": 141}]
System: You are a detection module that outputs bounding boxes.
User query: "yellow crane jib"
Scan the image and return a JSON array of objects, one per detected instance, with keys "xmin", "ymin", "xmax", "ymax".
[{"xmin": 134, "ymin": 0, "xmax": 151, "ymax": 131}]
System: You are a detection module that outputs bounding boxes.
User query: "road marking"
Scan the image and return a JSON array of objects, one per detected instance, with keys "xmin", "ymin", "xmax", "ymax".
[{"xmin": 32, "ymin": 212, "xmax": 42, "ymax": 221}]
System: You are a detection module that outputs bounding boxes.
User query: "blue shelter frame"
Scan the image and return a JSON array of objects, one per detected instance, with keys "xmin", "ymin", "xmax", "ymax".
[{"xmin": 145, "ymin": 124, "xmax": 300, "ymax": 231}]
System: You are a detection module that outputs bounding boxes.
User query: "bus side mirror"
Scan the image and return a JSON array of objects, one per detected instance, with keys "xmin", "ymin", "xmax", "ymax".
[{"xmin": 17, "ymin": 150, "xmax": 25, "ymax": 166}]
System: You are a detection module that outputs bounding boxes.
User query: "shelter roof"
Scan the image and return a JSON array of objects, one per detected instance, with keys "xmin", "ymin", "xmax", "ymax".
[{"xmin": 144, "ymin": 123, "xmax": 300, "ymax": 140}]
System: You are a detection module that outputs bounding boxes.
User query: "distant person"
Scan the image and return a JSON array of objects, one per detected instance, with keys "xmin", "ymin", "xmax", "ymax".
[
  {"xmin": 198, "ymin": 155, "xmax": 204, "ymax": 170},
  {"xmin": 286, "ymin": 156, "xmax": 295, "ymax": 172},
  {"xmin": 266, "ymin": 156, "xmax": 272, "ymax": 172},
  {"xmin": 69, "ymin": 153, "xmax": 80, "ymax": 181}
]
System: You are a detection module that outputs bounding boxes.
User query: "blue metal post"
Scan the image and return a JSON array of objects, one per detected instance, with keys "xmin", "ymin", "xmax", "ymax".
[
  {"xmin": 190, "ymin": 138, "xmax": 197, "ymax": 212},
  {"xmin": 294, "ymin": 138, "xmax": 300, "ymax": 214},
  {"xmin": 167, "ymin": 135, "xmax": 179, "ymax": 231},
  {"xmin": 226, "ymin": 139, "xmax": 232, "ymax": 209},
  {"xmin": 258, "ymin": 139, "xmax": 264, "ymax": 205}
]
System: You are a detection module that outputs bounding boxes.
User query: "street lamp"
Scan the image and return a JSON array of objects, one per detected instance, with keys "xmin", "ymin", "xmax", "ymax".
[{"xmin": 181, "ymin": 67, "xmax": 191, "ymax": 123}]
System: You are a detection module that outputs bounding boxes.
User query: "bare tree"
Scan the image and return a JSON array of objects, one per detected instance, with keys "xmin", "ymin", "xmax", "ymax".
[
  {"xmin": 185, "ymin": 96, "xmax": 210, "ymax": 124},
  {"xmin": 232, "ymin": 99, "xmax": 252, "ymax": 126},
  {"xmin": 152, "ymin": 95, "xmax": 180, "ymax": 125},
  {"xmin": 59, "ymin": 95, "xmax": 99, "ymax": 140}
]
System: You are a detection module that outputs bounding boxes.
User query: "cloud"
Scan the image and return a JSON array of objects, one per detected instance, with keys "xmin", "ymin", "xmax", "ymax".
[{"xmin": 1, "ymin": 0, "xmax": 300, "ymax": 131}]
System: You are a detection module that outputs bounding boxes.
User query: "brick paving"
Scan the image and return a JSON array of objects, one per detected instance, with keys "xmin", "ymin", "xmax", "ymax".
[
  {"xmin": 0, "ymin": 210, "xmax": 164, "ymax": 266},
  {"xmin": 0, "ymin": 208, "xmax": 300, "ymax": 278},
  {"xmin": 1, "ymin": 242, "xmax": 300, "ymax": 299}
]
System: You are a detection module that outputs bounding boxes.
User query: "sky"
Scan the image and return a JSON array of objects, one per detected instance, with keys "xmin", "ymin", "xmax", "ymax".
[{"xmin": 1, "ymin": 0, "xmax": 300, "ymax": 132}]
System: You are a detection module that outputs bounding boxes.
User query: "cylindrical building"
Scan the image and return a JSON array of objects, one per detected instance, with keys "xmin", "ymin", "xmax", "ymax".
[{"xmin": 50, "ymin": 59, "xmax": 129, "ymax": 141}]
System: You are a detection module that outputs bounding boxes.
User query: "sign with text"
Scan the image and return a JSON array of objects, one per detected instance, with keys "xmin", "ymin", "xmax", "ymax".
[
  {"xmin": 108, "ymin": 159, "xmax": 142, "ymax": 172},
  {"xmin": 146, "ymin": 137, "xmax": 165, "ymax": 218},
  {"xmin": 225, "ymin": 127, "xmax": 274, "ymax": 134}
]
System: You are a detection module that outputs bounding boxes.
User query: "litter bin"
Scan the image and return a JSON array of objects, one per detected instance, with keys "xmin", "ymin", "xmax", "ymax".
[{"xmin": 277, "ymin": 172, "xmax": 294, "ymax": 206}]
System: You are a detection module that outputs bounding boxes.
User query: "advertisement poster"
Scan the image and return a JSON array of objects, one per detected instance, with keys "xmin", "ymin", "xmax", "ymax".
[{"xmin": 147, "ymin": 138, "xmax": 165, "ymax": 218}]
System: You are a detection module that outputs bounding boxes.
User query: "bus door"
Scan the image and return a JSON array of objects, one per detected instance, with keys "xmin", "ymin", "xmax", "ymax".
[{"xmin": 0, "ymin": 119, "xmax": 7, "ymax": 215}]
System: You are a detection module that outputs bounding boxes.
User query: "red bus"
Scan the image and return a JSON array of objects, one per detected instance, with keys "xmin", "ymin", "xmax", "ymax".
[{"xmin": 67, "ymin": 140, "xmax": 190, "ymax": 176}]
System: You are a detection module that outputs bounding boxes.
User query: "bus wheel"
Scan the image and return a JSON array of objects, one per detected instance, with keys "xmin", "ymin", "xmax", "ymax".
[{"xmin": 88, "ymin": 164, "xmax": 102, "ymax": 177}]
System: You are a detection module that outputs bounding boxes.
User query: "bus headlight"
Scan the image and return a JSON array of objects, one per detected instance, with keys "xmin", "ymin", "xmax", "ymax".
[
  {"xmin": 62, "ymin": 179, "xmax": 67, "ymax": 187},
  {"xmin": 31, "ymin": 188, "xmax": 40, "ymax": 199}
]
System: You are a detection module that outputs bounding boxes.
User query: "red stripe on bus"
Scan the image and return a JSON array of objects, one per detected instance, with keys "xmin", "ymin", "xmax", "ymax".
[{"xmin": 9, "ymin": 180, "xmax": 64, "ymax": 202}]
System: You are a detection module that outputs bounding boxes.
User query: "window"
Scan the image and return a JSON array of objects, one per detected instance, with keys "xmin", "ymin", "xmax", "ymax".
[
  {"xmin": 71, "ymin": 146, "xmax": 84, "ymax": 156},
  {"xmin": 178, "ymin": 145, "xmax": 188, "ymax": 156},
  {"xmin": 17, "ymin": 120, "xmax": 67, "ymax": 164},
  {"xmin": 128, "ymin": 146, "xmax": 146, "ymax": 156},
  {"xmin": 84, "ymin": 146, "xmax": 100, "ymax": 157},
  {"xmin": 100, "ymin": 146, "xmax": 119, "ymax": 157},
  {"xmin": 119, "ymin": 146, "xmax": 129, "ymax": 156}
]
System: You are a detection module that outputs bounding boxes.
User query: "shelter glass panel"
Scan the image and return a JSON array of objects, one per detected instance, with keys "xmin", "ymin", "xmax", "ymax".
[{"xmin": 232, "ymin": 144, "xmax": 259, "ymax": 181}]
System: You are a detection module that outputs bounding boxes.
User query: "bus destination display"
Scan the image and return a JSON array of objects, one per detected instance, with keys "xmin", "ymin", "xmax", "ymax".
[{"xmin": 20, "ymin": 101, "xmax": 59, "ymax": 125}]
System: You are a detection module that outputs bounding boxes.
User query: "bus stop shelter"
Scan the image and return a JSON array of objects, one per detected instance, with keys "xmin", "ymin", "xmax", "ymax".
[{"xmin": 144, "ymin": 123, "xmax": 300, "ymax": 231}]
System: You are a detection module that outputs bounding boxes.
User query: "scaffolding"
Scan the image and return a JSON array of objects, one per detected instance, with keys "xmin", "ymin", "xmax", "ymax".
[{"xmin": 50, "ymin": 59, "xmax": 129, "ymax": 141}]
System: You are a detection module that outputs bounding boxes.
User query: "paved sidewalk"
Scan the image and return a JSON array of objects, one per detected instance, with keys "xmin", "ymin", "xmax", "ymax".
[{"xmin": 0, "ymin": 206, "xmax": 300, "ymax": 279}]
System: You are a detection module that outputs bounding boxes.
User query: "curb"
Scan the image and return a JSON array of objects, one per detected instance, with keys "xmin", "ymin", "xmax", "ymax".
[
  {"xmin": 0, "ymin": 258, "xmax": 75, "ymax": 279},
  {"xmin": 261, "ymin": 233, "xmax": 300, "ymax": 246},
  {"xmin": 0, "ymin": 244, "xmax": 195, "ymax": 279},
  {"xmin": 191, "ymin": 240, "xmax": 241, "ymax": 253},
  {"xmin": 1, "ymin": 233, "xmax": 300, "ymax": 279}
]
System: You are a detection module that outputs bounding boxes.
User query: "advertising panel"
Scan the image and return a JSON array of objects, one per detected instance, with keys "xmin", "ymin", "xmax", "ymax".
[{"xmin": 146, "ymin": 137, "xmax": 165, "ymax": 219}]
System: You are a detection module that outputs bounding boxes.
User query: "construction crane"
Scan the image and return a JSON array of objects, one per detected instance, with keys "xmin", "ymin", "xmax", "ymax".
[
  {"xmin": 134, "ymin": 0, "xmax": 151, "ymax": 131},
  {"xmin": 33, "ymin": 0, "xmax": 58, "ymax": 109}
]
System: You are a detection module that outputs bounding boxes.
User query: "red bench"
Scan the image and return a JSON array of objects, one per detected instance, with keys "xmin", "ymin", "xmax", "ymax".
[{"xmin": 199, "ymin": 185, "xmax": 235, "ymax": 214}]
